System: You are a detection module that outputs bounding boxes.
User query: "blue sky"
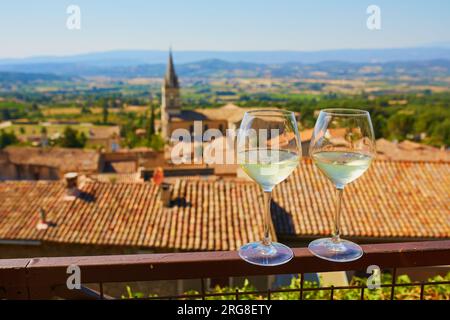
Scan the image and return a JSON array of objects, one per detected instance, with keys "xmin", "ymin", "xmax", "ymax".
[{"xmin": 0, "ymin": 0, "xmax": 449, "ymax": 58}]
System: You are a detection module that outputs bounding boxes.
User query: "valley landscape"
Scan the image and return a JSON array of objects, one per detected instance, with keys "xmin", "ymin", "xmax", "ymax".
[{"xmin": 0, "ymin": 47, "xmax": 449, "ymax": 148}]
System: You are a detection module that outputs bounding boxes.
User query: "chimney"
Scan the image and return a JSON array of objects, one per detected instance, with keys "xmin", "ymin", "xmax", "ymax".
[
  {"xmin": 160, "ymin": 182, "xmax": 172, "ymax": 207},
  {"xmin": 36, "ymin": 208, "xmax": 49, "ymax": 230},
  {"xmin": 152, "ymin": 167, "xmax": 164, "ymax": 186},
  {"xmin": 64, "ymin": 172, "xmax": 79, "ymax": 201},
  {"xmin": 138, "ymin": 166, "xmax": 145, "ymax": 180}
]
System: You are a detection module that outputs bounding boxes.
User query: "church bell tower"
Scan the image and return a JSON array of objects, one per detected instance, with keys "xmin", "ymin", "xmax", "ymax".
[{"xmin": 161, "ymin": 49, "xmax": 181, "ymax": 139}]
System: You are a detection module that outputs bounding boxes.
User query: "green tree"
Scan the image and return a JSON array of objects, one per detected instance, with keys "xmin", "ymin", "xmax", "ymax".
[
  {"xmin": 387, "ymin": 112, "xmax": 415, "ymax": 140},
  {"xmin": 1, "ymin": 109, "xmax": 11, "ymax": 120},
  {"xmin": 0, "ymin": 130, "xmax": 18, "ymax": 149},
  {"xmin": 148, "ymin": 102, "xmax": 156, "ymax": 137},
  {"xmin": 31, "ymin": 103, "xmax": 39, "ymax": 112},
  {"xmin": 81, "ymin": 105, "xmax": 91, "ymax": 114},
  {"xmin": 148, "ymin": 134, "xmax": 164, "ymax": 151},
  {"xmin": 431, "ymin": 119, "xmax": 450, "ymax": 146},
  {"xmin": 124, "ymin": 131, "xmax": 139, "ymax": 149},
  {"xmin": 373, "ymin": 114, "xmax": 388, "ymax": 139},
  {"xmin": 109, "ymin": 99, "xmax": 119, "ymax": 109},
  {"xmin": 102, "ymin": 99, "xmax": 109, "ymax": 124},
  {"xmin": 59, "ymin": 127, "xmax": 87, "ymax": 148}
]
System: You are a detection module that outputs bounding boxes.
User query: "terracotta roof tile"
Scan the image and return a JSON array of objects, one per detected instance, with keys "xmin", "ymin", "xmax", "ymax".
[
  {"xmin": 271, "ymin": 159, "xmax": 450, "ymax": 239},
  {"xmin": 0, "ymin": 178, "xmax": 270, "ymax": 251},
  {"xmin": 0, "ymin": 160, "xmax": 448, "ymax": 251}
]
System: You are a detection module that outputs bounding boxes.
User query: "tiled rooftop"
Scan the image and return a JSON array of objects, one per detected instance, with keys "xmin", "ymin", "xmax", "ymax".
[
  {"xmin": 0, "ymin": 159, "xmax": 448, "ymax": 251},
  {"xmin": 376, "ymin": 139, "xmax": 449, "ymax": 162},
  {"xmin": 0, "ymin": 179, "xmax": 268, "ymax": 251},
  {"xmin": 272, "ymin": 159, "xmax": 450, "ymax": 239},
  {"xmin": 1, "ymin": 146, "xmax": 100, "ymax": 173},
  {"xmin": 87, "ymin": 173, "xmax": 143, "ymax": 184}
]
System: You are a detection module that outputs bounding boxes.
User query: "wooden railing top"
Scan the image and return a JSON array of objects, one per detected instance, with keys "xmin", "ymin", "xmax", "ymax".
[{"xmin": 1, "ymin": 240, "xmax": 449, "ymax": 299}]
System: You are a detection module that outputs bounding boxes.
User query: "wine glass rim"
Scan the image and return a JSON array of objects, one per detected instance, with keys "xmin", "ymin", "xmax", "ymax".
[
  {"xmin": 245, "ymin": 109, "xmax": 295, "ymax": 115},
  {"xmin": 320, "ymin": 108, "xmax": 370, "ymax": 116}
]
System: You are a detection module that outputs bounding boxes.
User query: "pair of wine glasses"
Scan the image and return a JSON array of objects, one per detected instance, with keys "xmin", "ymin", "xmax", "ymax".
[{"xmin": 237, "ymin": 108, "xmax": 376, "ymax": 266}]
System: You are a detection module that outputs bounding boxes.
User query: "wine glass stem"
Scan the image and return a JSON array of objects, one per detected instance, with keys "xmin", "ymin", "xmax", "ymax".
[
  {"xmin": 332, "ymin": 186, "xmax": 344, "ymax": 243},
  {"xmin": 262, "ymin": 191, "xmax": 272, "ymax": 246}
]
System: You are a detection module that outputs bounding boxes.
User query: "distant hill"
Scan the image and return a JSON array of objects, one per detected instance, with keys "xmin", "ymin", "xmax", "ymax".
[
  {"xmin": 1, "ymin": 47, "xmax": 450, "ymax": 66},
  {"xmin": 0, "ymin": 59, "xmax": 449, "ymax": 80},
  {"xmin": 0, "ymin": 71, "xmax": 70, "ymax": 84}
]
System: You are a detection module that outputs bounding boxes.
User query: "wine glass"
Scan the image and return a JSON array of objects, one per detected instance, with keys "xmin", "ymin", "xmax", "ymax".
[
  {"xmin": 308, "ymin": 108, "xmax": 376, "ymax": 262},
  {"xmin": 237, "ymin": 110, "xmax": 301, "ymax": 266}
]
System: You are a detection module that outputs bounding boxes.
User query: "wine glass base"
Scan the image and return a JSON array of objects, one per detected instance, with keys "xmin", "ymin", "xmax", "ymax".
[
  {"xmin": 239, "ymin": 241, "xmax": 294, "ymax": 266},
  {"xmin": 308, "ymin": 238, "xmax": 363, "ymax": 262}
]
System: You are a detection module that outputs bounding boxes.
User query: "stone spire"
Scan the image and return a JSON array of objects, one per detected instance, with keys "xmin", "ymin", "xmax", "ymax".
[
  {"xmin": 164, "ymin": 49, "xmax": 179, "ymax": 88},
  {"xmin": 161, "ymin": 49, "xmax": 182, "ymax": 139}
]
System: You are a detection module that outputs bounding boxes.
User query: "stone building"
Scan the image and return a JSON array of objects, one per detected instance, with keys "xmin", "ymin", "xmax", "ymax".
[
  {"xmin": 0, "ymin": 146, "xmax": 100, "ymax": 180},
  {"xmin": 160, "ymin": 50, "xmax": 230, "ymax": 140}
]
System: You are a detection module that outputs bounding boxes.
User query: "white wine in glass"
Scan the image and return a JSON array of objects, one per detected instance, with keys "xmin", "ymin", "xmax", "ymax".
[
  {"xmin": 237, "ymin": 110, "xmax": 301, "ymax": 266},
  {"xmin": 240, "ymin": 149, "xmax": 299, "ymax": 192},
  {"xmin": 309, "ymin": 109, "xmax": 376, "ymax": 262},
  {"xmin": 312, "ymin": 151, "xmax": 373, "ymax": 186}
]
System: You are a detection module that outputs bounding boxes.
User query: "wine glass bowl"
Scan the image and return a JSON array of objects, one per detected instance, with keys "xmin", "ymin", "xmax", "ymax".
[
  {"xmin": 308, "ymin": 108, "xmax": 376, "ymax": 262},
  {"xmin": 237, "ymin": 110, "xmax": 301, "ymax": 266}
]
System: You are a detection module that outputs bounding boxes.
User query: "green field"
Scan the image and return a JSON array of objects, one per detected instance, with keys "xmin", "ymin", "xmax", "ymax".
[{"xmin": 5, "ymin": 123, "xmax": 116, "ymax": 138}]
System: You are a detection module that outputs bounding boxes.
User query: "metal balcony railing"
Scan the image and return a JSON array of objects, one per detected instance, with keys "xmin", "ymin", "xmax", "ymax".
[{"xmin": 0, "ymin": 240, "xmax": 449, "ymax": 300}]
